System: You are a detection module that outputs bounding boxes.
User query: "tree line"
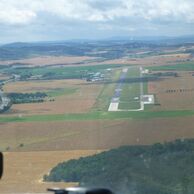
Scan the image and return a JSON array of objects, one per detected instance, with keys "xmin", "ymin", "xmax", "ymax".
[{"xmin": 7, "ymin": 92, "xmax": 47, "ymax": 104}]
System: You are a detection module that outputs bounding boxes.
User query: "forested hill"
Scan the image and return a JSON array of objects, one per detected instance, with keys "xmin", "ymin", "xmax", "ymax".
[{"xmin": 44, "ymin": 139, "xmax": 194, "ymax": 194}]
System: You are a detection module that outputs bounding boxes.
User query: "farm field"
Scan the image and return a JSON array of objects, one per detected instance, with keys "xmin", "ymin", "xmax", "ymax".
[
  {"xmin": 0, "ymin": 48, "xmax": 191, "ymax": 69},
  {"xmin": 3, "ymin": 79, "xmax": 103, "ymax": 115},
  {"xmin": 0, "ymin": 56, "xmax": 97, "ymax": 67},
  {"xmin": 148, "ymin": 62, "xmax": 194, "ymax": 71},
  {"xmin": 103, "ymin": 53, "xmax": 192, "ymax": 67},
  {"xmin": 0, "ymin": 150, "xmax": 100, "ymax": 194},
  {"xmin": 148, "ymin": 71, "xmax": 194, "ymax": 110},
  {"xmin": 1, "ymin": 116, "xmax": 194, "ymax": 152},
  {"xmin": 3, "ymin": 79, "xmax": 82, "ymax": 93}
]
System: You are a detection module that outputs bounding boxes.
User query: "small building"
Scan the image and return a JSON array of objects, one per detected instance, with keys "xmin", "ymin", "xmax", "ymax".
[{"xmin": 141, "ymin": 95, "xmax": 155, "ymax": 104}]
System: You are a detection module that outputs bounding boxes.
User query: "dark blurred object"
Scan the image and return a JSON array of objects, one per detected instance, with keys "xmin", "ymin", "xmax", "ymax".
[
  {"xmin": 47, "ymin": 187, "xmax": 114, "ymax": 194},
  {"xmin": 0, "ymin": 152, "xmax": 3, "ymax": 179}
]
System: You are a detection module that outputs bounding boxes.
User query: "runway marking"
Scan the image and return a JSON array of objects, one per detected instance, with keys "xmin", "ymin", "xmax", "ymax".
[{"xmin": 108, "ymin": 66, "xmax": 150, "ymax": 112}]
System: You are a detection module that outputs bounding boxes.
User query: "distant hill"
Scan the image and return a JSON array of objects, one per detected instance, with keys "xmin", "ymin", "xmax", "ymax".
[
  {"xmin": 1, "ymin": 36, "xmax": 194, "ymax": 61},
  {"xmin": 0, "ymin": 40, "xmax": 160, "ymax": 61},
  {"xmin": 44, "ymin": 139, "xmax": 194, "ymax": 194},
  {"xmin": 0, "ymin": 41, "xmax": 89, "ymax": 60}
]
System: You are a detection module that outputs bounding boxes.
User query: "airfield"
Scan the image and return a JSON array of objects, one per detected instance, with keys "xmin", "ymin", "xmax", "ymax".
[
  {"xmin": 108, "ymin": 67, "xmax": 154, "ymax": 111},
  {"xmin": 0, "ymin": 52, "xmax": 194, "ymax": 152},
  {"xmin": 0, "ymin": 44, "xmax": 194, "ymax": 193}
]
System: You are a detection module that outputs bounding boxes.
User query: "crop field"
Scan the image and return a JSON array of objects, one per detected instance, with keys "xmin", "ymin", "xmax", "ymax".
[
  {"xmin": 3, "ymin": 79, "xmax": 103, "ymax": 115},
  {"xmin": 2, "ymin": 112, "xmax": 194, "ymax": 193},
  {"xmin": 3, "ymin": 79, "xmax": 81, "ymax": 93},
  {"xmin": 148, "ymin": 71, "xmax": 194, "ymax": 110},
  {"xmin": 146, "ymin": 62, "xmax": 194, "ymax": 111},
  {"xmin": 103, "ymin": 53, "xmax": 191, "ymax": 67},
  {"xmin": 0, "ymin": 56, "xmax": 96, "ymax": 67},
  {"xmin": 1, "ymin": 116, "xmax": 194, "ymax": 152},
  {"xmin": 148, "ymin": 62, "xmax": 194, "ymax": 71},
  {"xmin": 0, "ymin": 150, "xmax": 100, "ymax": 193}
]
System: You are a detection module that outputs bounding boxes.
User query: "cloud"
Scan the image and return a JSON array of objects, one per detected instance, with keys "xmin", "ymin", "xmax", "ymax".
[
  {"xmin": 0, "ymin": 0, "xmax": 194, "ymax": 42},
  {"xmin": 0, "ymin": 1, "xmax": 36, "ymax": 24},
  {"xmin": 0, "ymin": 0, "xmax": 194, "ymax": 25}
]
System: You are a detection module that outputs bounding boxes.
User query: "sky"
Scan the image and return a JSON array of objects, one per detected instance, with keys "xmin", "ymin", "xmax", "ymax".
[{"xmin": 0, "ymin": 0, "xmax": 194, "ymax": 43}]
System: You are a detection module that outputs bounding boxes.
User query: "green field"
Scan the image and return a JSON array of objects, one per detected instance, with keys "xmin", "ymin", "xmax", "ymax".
[
  {"xmin": 1, "ymin": 110, "xmax": 194, "ymax": 123},
  {"xmin": 119, "ymin": 101, "xmax": 140, "ymax": 109},
  {"xmin": 4, "ymin": 64, "xmax": 124, "ymax": 80},
  {"xmin": 148, "ymin": 62, "xmax": 194, "ymax": 71},
  {"xmin": 118, "ymin": 67, "xmax": 142, "ymax": 110}
]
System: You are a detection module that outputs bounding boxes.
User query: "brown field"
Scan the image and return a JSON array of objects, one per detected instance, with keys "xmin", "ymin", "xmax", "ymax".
[
  {"xmin": 3, "ymin": 80, "xmax": 103, "ymax": 115},
  {"xmin": 103, "ymin": 53, "xmax": 191, "ymax": 67},
  {"xmin": 148, "ymin": 71, "xmax": 194, "ymax": 110},
  {"xmin": 1, "ymin": 117, "xmax": 194, "ymax": 152},
  {"xmin": 0, "ymin": 51, "xmax": 191, "ymax": 69},
  {"xmin": 0, "ymin": 56, "xmax": 96, "ymax": 67},
  {"xmin": 2, "ymin": 114, "xmax": 194, "ymax": 193},
  {"xmin": 3, "ymin": 79, "xmax": 82, "ymax": 93},
  {"xmin": 0, "ymin": 150, "xmax": 101, "ymax": 193}
]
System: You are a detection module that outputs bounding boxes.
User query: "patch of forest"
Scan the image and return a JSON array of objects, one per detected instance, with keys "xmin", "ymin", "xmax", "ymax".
[
  {"xmin": 7, "ymin": 92, "xmax": 47, "ymax": 104},
  {"xmin": 44, "ymin": 139, "xmax": 194, "ymax": 194}
]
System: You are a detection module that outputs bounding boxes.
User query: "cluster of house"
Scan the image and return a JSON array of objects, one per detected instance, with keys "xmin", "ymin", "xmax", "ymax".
[{"xmin": 86, "ymin": 69, "xmax": 111, "ymax": 82}]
